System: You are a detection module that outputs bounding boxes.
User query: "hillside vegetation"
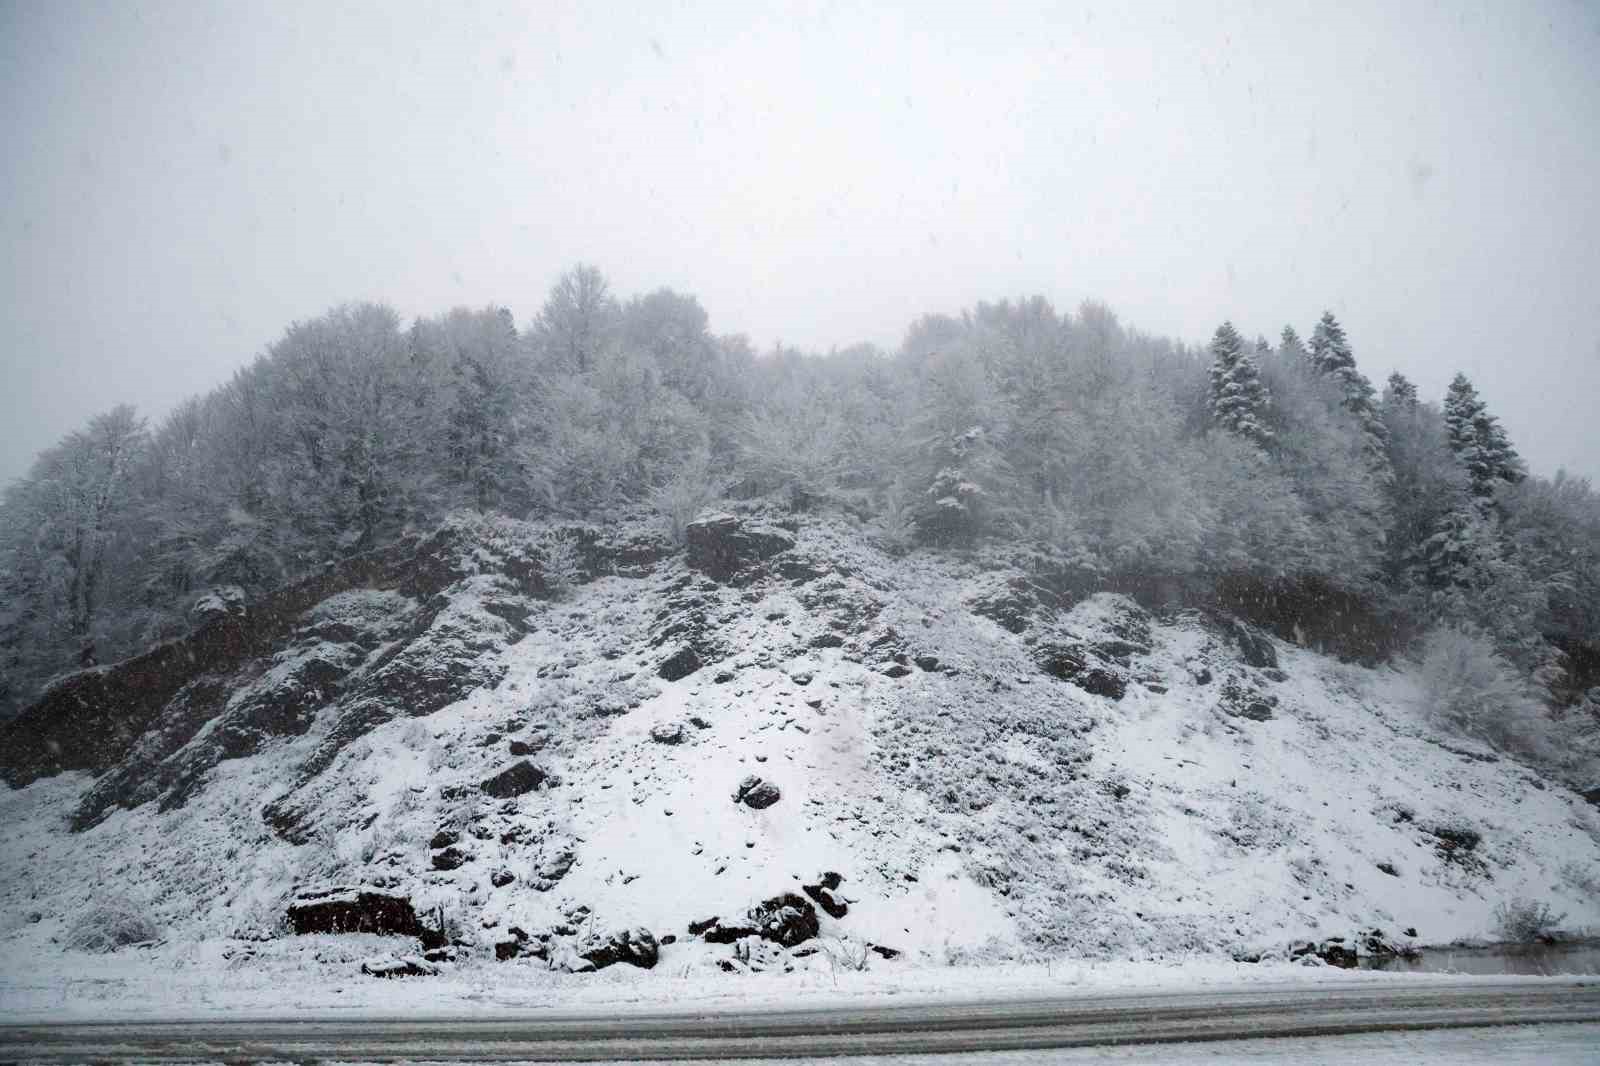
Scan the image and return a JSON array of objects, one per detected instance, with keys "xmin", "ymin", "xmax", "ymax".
[{"xmin": 2, "ymin": 270, "xmax": 1599, "ymax": 986}]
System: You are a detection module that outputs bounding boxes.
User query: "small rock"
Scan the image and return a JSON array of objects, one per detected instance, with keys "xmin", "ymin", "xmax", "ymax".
[
  {"xmin": 882, "ymin": 663, "xmax": 913, "ymax": 679},
  {"xmin": 428, "ymin": 828, "xmax": 460, "ymax": 850},
  {"xmin": 714, "ymin": 671, "xmax": 736, "ymax": 684},
  {"xmin": 490, "ymin": 868, "xmax": 515, "ymax": 887},
  {"xmin": 790, "ymin": 671, "xmax": 814, "ymax": 686},
  {"xmin": 361, "ymin": 955, "xmax": 439, "ymax": 978},
  {"xmin": 868, "ymin": 944, "xmax": 901, "ymax": 960}
]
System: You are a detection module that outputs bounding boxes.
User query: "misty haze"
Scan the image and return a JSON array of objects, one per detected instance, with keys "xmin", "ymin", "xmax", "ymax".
[{"xmin": 2, "ymin": 2, "xmax": 1599, "ymax": 1062}]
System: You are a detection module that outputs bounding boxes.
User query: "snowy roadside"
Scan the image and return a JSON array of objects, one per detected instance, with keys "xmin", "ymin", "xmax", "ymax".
[{"xmin": 0, "ymin": 933, "xmax": 1580, "ymax": 1024}]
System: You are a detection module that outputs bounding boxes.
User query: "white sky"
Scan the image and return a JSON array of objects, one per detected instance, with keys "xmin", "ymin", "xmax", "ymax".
[{"xmin": 3, "ymin": 0, "xmax": 1597, "ymax": 483}]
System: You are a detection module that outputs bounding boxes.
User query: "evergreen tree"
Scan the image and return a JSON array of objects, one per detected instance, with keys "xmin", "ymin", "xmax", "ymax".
[
  {"xmin": 1384, "ymin": 372, "xmax": 1419, "ymax": 409},
  {"xmin": 1443, "ymin": 372, "xmax": 1523, "ymax": 500},
  {"xmin": 1206, "ymin": 321, "xmax": 1273, "ymax": 448},
  {"xmin": 1279, "ymin": 325, "xmax": 1307, "ymax": 363},
  {"xmin": 1308, "ymin": 311, "xmax": 1389, "ymax": 477}
]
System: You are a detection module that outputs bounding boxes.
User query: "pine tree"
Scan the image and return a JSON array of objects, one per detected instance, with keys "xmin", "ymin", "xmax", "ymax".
[
  {"xmin": 1443, "ymin": 372, "xmax": 1523, "ymax": 499},
  {"xmin": 1207, "ymin": 321, "xmax": 1273, "ymax": 448},
  {"xmin": 1308, "ymin": 311, "xmax": 1389, "ymax": 477},
  {"xmin": 1279, "ymin": 325, "xmax": 1307, "ymax": 363},
  {"xmin": 1384, "ymin": 372, "xmax": 1418, "ymax": 409}
]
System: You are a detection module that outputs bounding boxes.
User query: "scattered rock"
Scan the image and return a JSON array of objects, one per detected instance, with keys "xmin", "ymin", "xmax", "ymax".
[
  {"xmin": 428, "ymin": 828, "xmax": 460, "ymax": 850},
  {"xmin": 882, "ymin": 663, "xmax": 913, "ymax": 679},
  {"xmin": 650, "ymin": 721, "xmax": 686, "ymax": 745},
  {"xmin": 868, "ymin": 944, "xmax": 901, "ymax": 960},
  {"xmin": 1290, "ymin": 937, "xmax": 1357, "ymax": 968},
  {"xmin": 809, "ymin": 633, "xmax": 846, "ymax": 650},
  {"xmin": 508, "ymin": 736, "xmax": 544, "ymax": 757},
  {"xmin": 361, "ymin": 955, "xmax": 439, "ymax": 978},
  {"xmin": 714, "ymin": 670, "xmax": 736, "ymax": 684},
  {"xmin": 914, "ymin": 655, "xmax": 940, "ymax": 672},
  {"xmin": 1377, "ymin": 862, "xmax": 1399, "ymax": 877},
  {"xmin": 490, "ymin": 868, "xmax": 515, "ymax": 888},
  {"xmin": 689, "ymin": 715, "xmax": 714, "ymax": 729},
  {"xmin": 480, "ymin": 759, "xmax": 546, "ymax": 798},
  {"xmin": 732, "ymin": 775, "xmax": 781, "ymax": 809},
  {"xmin": 790, "ymin": 670, "xmax": 814, "ymax": 686},
  {"xmin": 748, "ymin": 893, "xmax": 821, "ymax": 947}
]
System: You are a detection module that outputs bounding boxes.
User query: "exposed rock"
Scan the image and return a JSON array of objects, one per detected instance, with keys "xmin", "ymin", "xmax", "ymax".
[
  {"xmin": 535, "ymin": 849, "xmax": 575, "ymax": 890},
  {"xmin": 689, "ymin": 715, "xmax": 714, "ymax": 729},
  {"xmin": 490, "ymin": 868, "xmax": 515, "ymax": 888},
  {"xmin": 686, "ymin": 513, "xmax": 795, "ymax": 583},
  {"xmin": 578, "ymin": 926, "xmax": 659, "ymax": 970},
  {"xmin": 732, "ymin": 774, "xmax": 781, "ymax": 809},
  {"xmin": 914, "ymin": 655, "xmax": 941, "ymax": 672},
  {"xmin": 650, "ymin": 721, "xmax": 686, "ymax": 745},
  {"xmin": 1225, "ymin": 618, "xmax": 1279, "ymax": 669},
  {"xmin": 508, "ymin": 736, "xmax": 543, "ymax": 757},
  {"xmin": 809, "ymin": 633, "xmax": 846, "ymax": 650},
  {"xmin": 697, "ymin": 893, "xmax": 820, "ymax": 948},
  {"xmin": 881, "ymin": 663, "xmax": 913, "ymax": 679},
  {"xmin": 658, "ymin": 646, "xmax": 703, "ymax": 681},
  {"xmin": 1290, "ymin": 937, "xmax": 1357, "ymax": 968},
  {"xmin": 713, "ymin": 670, "xmax": 736, "ymax": 684},
  {"xmin": 1035, "ymin": 644, "xmax": 1126, "ymax": 700},
  {"xmin": 748, "ymin": 892, "xmax": 821, "ymax": 947},
  {"xmin": 802, "ymin": 871, "xmax": 849, "ymax": 919},
  {"xmin": 429, "ymin": 828, "xmax": 460, "ymax": 850},
  {"xmin": 431, "ymin": 847, "xmax": 470, "ymax": 871},
  {"xmin": 868, "ymin": 944, "xmax": 902, "ymax": 960},
  {"xmin": 286, "ymin": 887, "xmax": 424, "ymax": 938},
  {"xmin": 480, "ymin": 759, "xmax": 546, "ymax": 798}
]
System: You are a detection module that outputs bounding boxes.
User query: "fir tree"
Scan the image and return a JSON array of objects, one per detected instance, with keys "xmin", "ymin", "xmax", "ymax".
[
  {"xmin": 1279, "ymin": 325, "xmax": 1307, "ymax": 362},
  {"xmin": 1207, "ymin": 321, "xmax": 1273, "ymax": 448},
  {"xmin": 1308, "ymin": 311, "xmax": 1389, "ymax": 477},
  {"xmin": 1443, "ymin": 372, "xmax": 1523, "ymax": 499},
  {"xmin": 1384, "ymin": 372, "xmax": 1419, "ymax": 409}
]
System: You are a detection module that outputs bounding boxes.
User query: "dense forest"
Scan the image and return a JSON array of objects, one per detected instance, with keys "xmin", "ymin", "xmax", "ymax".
[{"xmin": 2, "ymin": 266, "xmax": 1598, "ymax": 760}]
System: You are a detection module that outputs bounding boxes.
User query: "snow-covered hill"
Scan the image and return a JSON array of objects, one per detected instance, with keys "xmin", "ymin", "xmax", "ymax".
[{"xmin": 3, "ymin": 510, "xmax": 1598, "ymax": 990}]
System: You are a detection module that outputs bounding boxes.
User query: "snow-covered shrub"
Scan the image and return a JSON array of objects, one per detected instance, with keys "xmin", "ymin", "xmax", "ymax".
[
  {"xmin": 1415, "ymin": 625, "xmax": 1551, "ymax": 758},
  {"xmin": 651, "ymin": 453, "xmax": 718, "ymax": 546},
  {"xmin": 821, "ymin": 936, "xmax": 871, "ymax": 974},
  {"xmin": 61, "ymin": 895, "xmax": 160, "ymax": 953},
  {"xmin": 539, "ymin": 532, "xmax": 584, "ymax": 599},
  {"xmin": 1559, "ymin": 861, "xmax": 1600, "ymax": 900},
  {"xmin": 1492, "ymin": 897, "xmax": 1566, "ymax": 943}
]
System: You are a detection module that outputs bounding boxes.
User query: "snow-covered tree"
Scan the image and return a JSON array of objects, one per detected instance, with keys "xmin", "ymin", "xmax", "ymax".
[
  {"xmin": 1308, "ymin": 311, "xmax": 1390, "ymax": 478},
  {"xmin": 1207, "ymin": 321, "xmax": 1274, "ymax": 447},
  {"xmin": 1443, "ymin": 372, "xmax": 1523, "ymax": 500},
  {"xmin": 1383, "ymin": 371, "xmax": 1419, "ymax": 409}
]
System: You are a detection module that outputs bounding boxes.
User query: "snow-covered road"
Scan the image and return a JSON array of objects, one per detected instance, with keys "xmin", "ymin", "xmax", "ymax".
[{"xmin": 4, "ymin": 979, "xmax": 1597, "ymax": 1061}]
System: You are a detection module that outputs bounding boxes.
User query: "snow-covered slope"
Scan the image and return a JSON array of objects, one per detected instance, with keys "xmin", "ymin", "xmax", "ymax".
[{"xmin": 3, "ymin": 511, "xmax": 1598, "ymax": 983}]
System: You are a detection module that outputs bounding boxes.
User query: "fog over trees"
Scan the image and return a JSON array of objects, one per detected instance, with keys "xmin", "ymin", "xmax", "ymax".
[{"xmin": 2, "ymin": 267, "xmax": 1598, "ymax": 743}]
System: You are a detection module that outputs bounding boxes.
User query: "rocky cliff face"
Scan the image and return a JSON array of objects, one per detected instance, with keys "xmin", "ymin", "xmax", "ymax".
[{"xmin": 2, "ymin": 509, "xmax": 1598, "ymax": 976}]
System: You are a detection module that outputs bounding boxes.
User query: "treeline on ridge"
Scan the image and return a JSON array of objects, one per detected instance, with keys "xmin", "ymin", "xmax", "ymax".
[{"xmin": 2, "ymin": 265, "xmax": 1598, "ymax": 751}]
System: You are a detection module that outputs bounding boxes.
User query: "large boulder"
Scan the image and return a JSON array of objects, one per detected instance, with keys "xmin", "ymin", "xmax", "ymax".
[
  {"xmin": 286, "ymin": 887, "xmax": 425, "ymax": 938},
  {"xmin": 686, "ymin": 514, "xmax": 794, "ymax": 584},
  {"xmin": 480, "ymin": 759, "xmax": 547, "ymax": 798},
  {"xmin": 695, "ymin": 893, "xmax": 820, "ymax": 948},
  {"xmin": 578, "ymin": 926, "xmax": 660, "ymax": 970}
]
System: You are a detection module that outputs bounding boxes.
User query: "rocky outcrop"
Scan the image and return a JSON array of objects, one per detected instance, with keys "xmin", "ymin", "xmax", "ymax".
[
  {"xmin": 286, "ymin": 886, "xmax": 431, "ymax": 940},
  {"xmin": 686, "ymin": 513, "xmax": 794, "ymax": 584}
]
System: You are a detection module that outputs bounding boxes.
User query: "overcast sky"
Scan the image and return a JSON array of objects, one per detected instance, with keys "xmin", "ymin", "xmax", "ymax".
[{"xmin": 3, "ymin": 0, "xmax": 1597, "ymax": 484}]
